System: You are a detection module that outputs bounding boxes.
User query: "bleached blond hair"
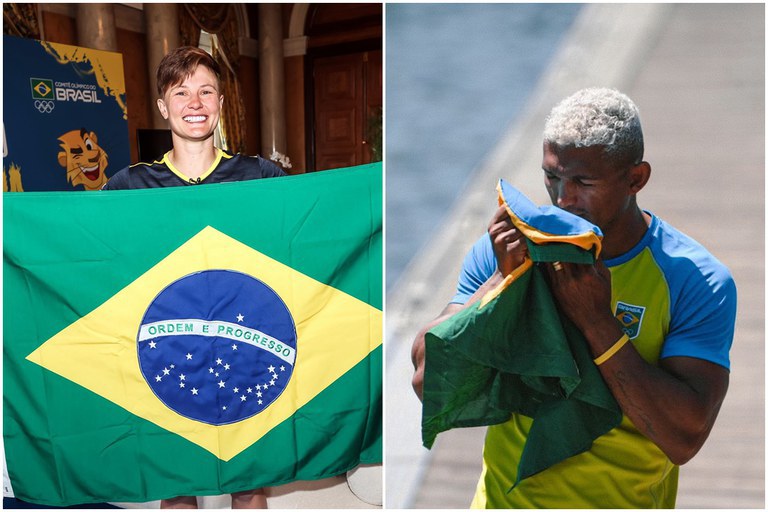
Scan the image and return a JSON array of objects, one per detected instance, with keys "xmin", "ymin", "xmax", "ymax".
[{"xmin": 543, "ymin": 87, "xmax": 644, "ymax": 167}]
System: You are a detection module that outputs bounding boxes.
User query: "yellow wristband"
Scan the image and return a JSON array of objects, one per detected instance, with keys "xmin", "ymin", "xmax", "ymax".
[{"xmin": 593, "ymin": 334, "xmax": 630, "ymax": 366}]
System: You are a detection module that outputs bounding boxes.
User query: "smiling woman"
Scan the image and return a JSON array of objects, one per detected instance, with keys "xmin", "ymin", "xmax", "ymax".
[
  {"xmin": 157, "ymin": 64, "xmax": 223, "ymax": 150},
  {"xmin": 99, "ymin": 47, "xmax": 290, "ymax": 508},
  {"xmin": 102, "ymin": 46, "xmax": 286, "ymax": 191}
]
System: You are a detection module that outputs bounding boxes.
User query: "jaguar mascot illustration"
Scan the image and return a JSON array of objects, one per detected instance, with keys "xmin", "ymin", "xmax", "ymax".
[{"xmin": 57, "ymin": 128, "xmax": 109, "ymax": 191}]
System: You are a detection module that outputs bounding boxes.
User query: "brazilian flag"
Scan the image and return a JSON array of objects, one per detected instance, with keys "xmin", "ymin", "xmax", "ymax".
[
  {"xmin": 3, "ymin": 163, "xmax": 382, "ymax": 506},
  {"xmin": 422, "ymin": 179, "xmax": 622, "ymax": 487}
]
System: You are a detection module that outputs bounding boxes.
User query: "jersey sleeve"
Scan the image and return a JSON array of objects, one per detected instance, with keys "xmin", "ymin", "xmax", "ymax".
[
  {"xmin": 450, "ymin": 233, "xmax": 497, "ymax": 305},
  {"xmin": 260, "ymin": 157, "xmax": 287, "ymax": 178},
  {"xmin": 101, "ymin": 167, "xmax": 129, "ymax": 190},
  {"xmin": 660, "ymin": 259, "xmax": 737, "ymax": 370}
]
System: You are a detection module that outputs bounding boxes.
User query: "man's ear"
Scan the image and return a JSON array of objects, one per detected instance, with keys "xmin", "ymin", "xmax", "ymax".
[
  {"xmin": 157, "ymin": 98, "xmax": 169, "ymax": 119},
  {"xmin": 628, "ymin": 161, "xmax": 651, "ymax": 194}
]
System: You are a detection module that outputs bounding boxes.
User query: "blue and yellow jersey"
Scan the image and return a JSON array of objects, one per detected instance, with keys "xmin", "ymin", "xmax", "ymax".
[
  {"xmin": 453, "ymin": 212, "xmax": 737, "ymax": 508},
  {"xmin": 103, "ymin": 148, "xmax": 285, "ymax": 190}
]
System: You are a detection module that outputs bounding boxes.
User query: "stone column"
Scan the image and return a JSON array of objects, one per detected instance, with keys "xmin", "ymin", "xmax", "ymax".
[
  {"xmin": 144, "ymin": 3, "xmax": 180, "ymax": 128},
  {"xmin": 76, "ymin": 4, "xmax": 117, "ymax": 52},
  {"xmin": 258, "ymin": 4, "xmax": 287, "ymax": 160}
]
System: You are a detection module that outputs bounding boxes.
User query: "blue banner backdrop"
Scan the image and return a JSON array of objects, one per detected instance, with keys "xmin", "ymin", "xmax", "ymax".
[{"xmin": 3, "ymin": 35, "xmax": 130, "ymax": 192}]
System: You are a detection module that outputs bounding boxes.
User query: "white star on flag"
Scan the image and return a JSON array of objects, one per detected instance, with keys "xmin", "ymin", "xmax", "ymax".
[{"xmin": 236, "ymin": 313, "xmax": 244, "ymax": 322}]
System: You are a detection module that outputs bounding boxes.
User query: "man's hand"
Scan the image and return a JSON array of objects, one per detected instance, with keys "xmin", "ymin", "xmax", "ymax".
[
  {"xmin": 543, "ymin": 259, "xmax": 729, "ymax": 466},
  {"xmin": 488, "ymin": 206, "xmax": 528, "ymax": 276},
  {"xmin": 544, "ymin": 259, "xmax": 617, "ymax": 338}
]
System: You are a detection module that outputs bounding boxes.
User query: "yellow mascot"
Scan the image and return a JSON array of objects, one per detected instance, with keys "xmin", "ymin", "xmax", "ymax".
[{"xmin": 57, "ymin": 128, "xmax": 109, "ymax": 191}]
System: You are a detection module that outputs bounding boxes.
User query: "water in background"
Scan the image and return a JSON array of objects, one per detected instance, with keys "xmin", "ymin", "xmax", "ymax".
[{"xmin": 386, "ymin": 4, "xmax": 582, "ymax": 290}]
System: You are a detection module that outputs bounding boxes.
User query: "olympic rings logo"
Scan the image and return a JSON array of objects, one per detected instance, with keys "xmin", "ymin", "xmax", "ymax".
[{"xmin": 34, "ymin": 100, "xmax": 55, "ymax": 114}]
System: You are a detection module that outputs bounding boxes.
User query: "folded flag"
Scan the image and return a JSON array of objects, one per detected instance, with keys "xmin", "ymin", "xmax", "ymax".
[
  {"xmin": 4, "ymin": 163, "xmax": 382, "ymax": 506},
  {"xmin": 421, "ymin": 179, "xmax": 622, "ymax": 487}
]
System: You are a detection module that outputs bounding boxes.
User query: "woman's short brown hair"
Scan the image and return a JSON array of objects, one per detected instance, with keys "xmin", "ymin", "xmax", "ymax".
[{"xmin": 156, "ymin": 46, "xmax": 221, "ymax": 97}]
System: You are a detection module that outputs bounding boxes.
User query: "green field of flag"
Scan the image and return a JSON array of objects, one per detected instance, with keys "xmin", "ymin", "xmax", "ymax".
[{"xmin": 4, "ymin": 163, "xmax": 382, "ymax": 506}]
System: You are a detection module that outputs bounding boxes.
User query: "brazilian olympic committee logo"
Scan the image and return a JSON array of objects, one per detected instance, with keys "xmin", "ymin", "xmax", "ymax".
[
  {"xmin": 615, "ymin": 301, "xmax": 646, "ymax": 339},
  {"xmin": 30, "ymin": 76, "xmax": 102, "ymax": 114},
  {"xmin": 137, "ymin": 270, "xmax": 297, "ymax": 425}
]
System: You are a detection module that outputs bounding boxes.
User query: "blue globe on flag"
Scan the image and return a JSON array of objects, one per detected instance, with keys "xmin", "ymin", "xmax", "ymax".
[{"xmin": 137, "ymin": 270, "xmax": 297, "ymax": 425}]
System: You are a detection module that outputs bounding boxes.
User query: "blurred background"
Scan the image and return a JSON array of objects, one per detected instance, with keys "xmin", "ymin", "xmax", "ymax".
[
  {"xmin": 385, "ymin": 3, "xmax": 764, "ymax": 509},
  {"xmin": 386, "ymin": 3, "xmax": 581, "ymax": 289}
]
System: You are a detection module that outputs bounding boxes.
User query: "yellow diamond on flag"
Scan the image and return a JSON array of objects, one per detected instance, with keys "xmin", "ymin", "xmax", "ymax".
[
  {"xmin": 27, "ymin": 226, "xmax": 382, "ymax": 461},
  {"xmin": 33, "ymin": 81, "xmax": 51, "ymax": 97}
]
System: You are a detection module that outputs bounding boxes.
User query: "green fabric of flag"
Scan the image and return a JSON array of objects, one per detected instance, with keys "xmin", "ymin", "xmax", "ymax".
[
  {"xmin": 4, "ymin": 163, "xmax": 382, "ymax": 506},
  {"xmin": 421, "ymin": 180, "xmax": 622, "ymax": 487}
]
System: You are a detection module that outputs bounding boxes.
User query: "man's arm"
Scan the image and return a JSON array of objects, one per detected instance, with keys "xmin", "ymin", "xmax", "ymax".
[
  {"xmin": 411, "ymin": 206, "xmax": 527, "ymax": 401},
  {"xmin": 411, "ymin": 302, "xmax": 463, "ymax": 401},
  {"xmin": 545, "ymin": 260, "xmax": 729, "ymax": 465}
]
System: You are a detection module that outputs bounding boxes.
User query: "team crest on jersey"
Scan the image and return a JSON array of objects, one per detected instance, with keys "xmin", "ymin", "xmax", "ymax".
[
  {"xmin": 137, "ymin": 269, "xmax": 297, "ymax": 426},
  {"xmin": 615, "ymin": 301, "xmax": 645, "ymax": 339}
]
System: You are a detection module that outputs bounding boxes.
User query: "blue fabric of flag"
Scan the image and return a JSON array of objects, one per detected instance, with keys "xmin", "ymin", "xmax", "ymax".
[{"xmin": 499, "ymin": 179, "xmax": 602, "ymax": 238}]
